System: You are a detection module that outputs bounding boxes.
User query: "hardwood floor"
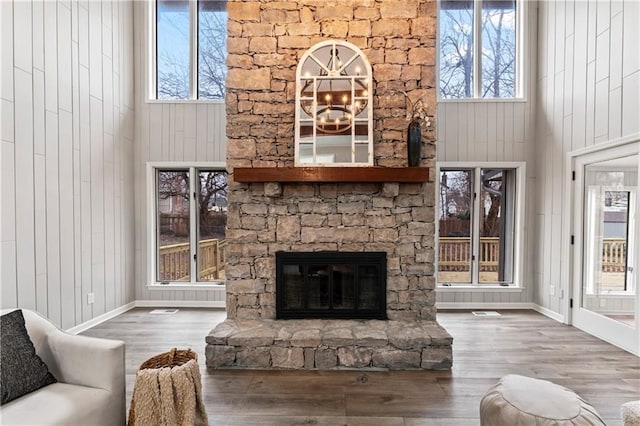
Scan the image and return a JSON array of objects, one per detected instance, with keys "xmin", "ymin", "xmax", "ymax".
[{"xmin": 82, "ymin": 308, "xmax": 639, "ymax": 425}]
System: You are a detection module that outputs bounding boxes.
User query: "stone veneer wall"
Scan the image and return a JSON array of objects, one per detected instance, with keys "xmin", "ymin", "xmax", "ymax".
[{"xmin": 225, "ymin": 0, "xmax": 437, "ymax": 321}]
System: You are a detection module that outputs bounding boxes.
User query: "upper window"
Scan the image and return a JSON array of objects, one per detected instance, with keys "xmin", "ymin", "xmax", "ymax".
[
  {"xmin": 437, "ymin": 164, "xmax": 524, "ymax": 286},
  {"xmin": 152, "ymin": 166, "xmax": 228, "ymax": 284},
  {"xmin": 154, "ymin": 0, "xmax": 227, "ymax": 100},
  {"xmin": 439, "ymin": 0, "xmax": 519, "ymax": 99}
]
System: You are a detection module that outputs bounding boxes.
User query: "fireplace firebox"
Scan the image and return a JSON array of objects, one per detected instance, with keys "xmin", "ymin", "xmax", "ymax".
[{"xmin": 276, "ymin": 252, "xmax": 387, "ymax": 320}]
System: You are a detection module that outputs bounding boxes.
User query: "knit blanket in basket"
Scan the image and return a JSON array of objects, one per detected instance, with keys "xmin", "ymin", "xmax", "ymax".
[{"xmin": 129, "ymin": 359, "xmax": 208, "ymax": 426}]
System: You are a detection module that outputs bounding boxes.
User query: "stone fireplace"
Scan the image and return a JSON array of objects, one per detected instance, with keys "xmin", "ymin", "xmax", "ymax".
[{"xmin": 205, "ymin": 0, "xmax": 452, "ymax": 370}]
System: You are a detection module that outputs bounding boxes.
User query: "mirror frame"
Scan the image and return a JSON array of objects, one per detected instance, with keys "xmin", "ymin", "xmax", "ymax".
[{"xmin": 294, "ymin": 40, "xmax": 374, "ymax": 167}]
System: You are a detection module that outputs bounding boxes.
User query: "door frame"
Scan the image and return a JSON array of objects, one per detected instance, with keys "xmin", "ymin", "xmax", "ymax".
[{"xmin": 564, "ymin": 136, "xmax": 639, "ymax": 355}]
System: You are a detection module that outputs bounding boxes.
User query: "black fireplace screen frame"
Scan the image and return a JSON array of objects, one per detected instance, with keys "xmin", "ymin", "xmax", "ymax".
[{"xmin": 276, "ymin": 251, "xmax": 387, "ymax": 320}]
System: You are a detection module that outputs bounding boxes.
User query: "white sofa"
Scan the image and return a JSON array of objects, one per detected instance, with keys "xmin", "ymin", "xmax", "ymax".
[{"xmin": 0, "ymin": 309, "xmax": 126, "ymax": 426}]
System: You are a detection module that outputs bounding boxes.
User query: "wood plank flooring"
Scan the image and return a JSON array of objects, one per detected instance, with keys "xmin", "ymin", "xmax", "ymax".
[{"xmin": 82, "ymin": 308, "xmax": 640, "ymax": 425}]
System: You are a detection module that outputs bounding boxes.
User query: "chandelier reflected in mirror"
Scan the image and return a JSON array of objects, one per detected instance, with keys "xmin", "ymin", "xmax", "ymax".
[
  {"xmin": 299, "ymin": 48, "xmax": 369, "ymax": 134},
  {"xmin": 295, "ymin": 41, "xmax": 373, "ymax": 166}
]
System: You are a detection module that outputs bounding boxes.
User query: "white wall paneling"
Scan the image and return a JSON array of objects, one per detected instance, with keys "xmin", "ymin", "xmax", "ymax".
[
  {"xmin": 435, "ymin": 1, "xmax": 538, "ymax": 305},
  {"xmin": 0, "ymin": 0, "xmax": 136, "ymax": 329},
  {"xmin": 3, "ymin": 0, "xmax": 637, "ymax": 317},
  {"xmin": 533, "ymin": 0, "xmax": 640, "ymax": 317},
  {"xmin": 14, "ymin": 68, "xmax": 37, "ymax": 311},
  {"xmin": 439, "ymin": 0, "xmax": 638, "ymax": 314},
  {"xmin": 132, "ymin": 2, "xmax": 227, "ymax": 303}
]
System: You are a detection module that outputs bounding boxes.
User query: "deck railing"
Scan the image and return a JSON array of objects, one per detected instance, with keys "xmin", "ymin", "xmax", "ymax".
[
  {"xmin": 159, "ymin": 236, "xmax": 625, "ymax": 281},
  {"xmin": 439, "ymin": 237, "xmax": 627, "ymax": 272},
  {"xmin": 601, "ymin": 238, "xmax": 627, "ymax": 272},
  {"xmin": 158, "ymin": 238, "xmax": 227, "ymax": 281},
  {"xmin": 438, "ymin": 237, "xmax": 499, "ymax": 272}
]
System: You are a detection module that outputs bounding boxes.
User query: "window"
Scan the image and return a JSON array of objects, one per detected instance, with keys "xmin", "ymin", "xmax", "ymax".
[
  {"xmin": 152, "ymin": 166, "xmax": 228, "ymax": 284},
  {"xmin": 438, "ymin": 0, "xmax": 519, "ymax": 99},
  {"xmin": 154, "ymin": 0, "xmax": 227, "ymax": 100},
  {"xmin": 583, "ymin": 177, "xmax": 636, "ymax": 296},
  {"xmin": 437, "ymin": 164, "xmax": 524, "ymax": 286}
]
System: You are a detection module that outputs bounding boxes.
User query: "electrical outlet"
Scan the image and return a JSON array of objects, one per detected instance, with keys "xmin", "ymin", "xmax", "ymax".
[
  {"xmin": 549, "ymin": 285, "xmax": 555, "ymax": 296},
  {"xmin": 87, "ymin": 292, "xmax": 94, "ymax": 305}
]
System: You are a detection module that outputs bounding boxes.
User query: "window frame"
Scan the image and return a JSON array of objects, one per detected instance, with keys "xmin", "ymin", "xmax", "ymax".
[
  {"xmin": 437, "ymin": 0, "xmax": 525, "ymax": 101},
  {"xmin": 436, "ymin": 162, "xmax": 526, "ymax": 289},
  {"xmin": 147, "ymin": 161, "xmax": 228, "ymax": 289},
  {"xmin": 148, "ymin": 0, "xmax": 227, "ymax": 103}
]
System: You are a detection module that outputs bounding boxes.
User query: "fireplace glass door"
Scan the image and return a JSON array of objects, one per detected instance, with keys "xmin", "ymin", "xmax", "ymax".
[{"xmin": 276, "ymin": 252, "xmax": 386, "ymax": 319}]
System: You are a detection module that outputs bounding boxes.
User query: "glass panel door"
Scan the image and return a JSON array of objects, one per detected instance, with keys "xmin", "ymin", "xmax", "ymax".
[
  {"xmin": 196, "ymin": 170, "xmax": 228, "ymax": 282},
  {"xmin": 156, "ymin": 170, "xmax": 191, "ymax": 282},
  {"xmin": 572, "ymin": 144, "xmax": 638, "ymax": 355},
  {"xmin": 438, "ymin": 170, "xmax": 474, "ymax": 283},
  {"xmin": 583, "ymin": 179, "xmax": 636, "ymax": 326},
  {"xmin": 479, "ymin": 169, "xmax": 515, "ymax": 283}
]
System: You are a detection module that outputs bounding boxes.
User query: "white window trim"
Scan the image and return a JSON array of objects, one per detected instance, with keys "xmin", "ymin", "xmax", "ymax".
[
  {"xmin": 435, "ymin": 161, "xmax": 526, "ymax": 289},
  {"xmin": 147, "ymin": 0, "xmax": 226, "ymax": 103},
  {"xmin": 436, "ymin": 0, "xmax": 526, "ymax": 101},
  {"xmin": 147, "ymin": 0, "xmax": 158, "ymax": 101},
  {"xmin": 146, "ymin": 161, "xmax": 227, "ymax": 289}
]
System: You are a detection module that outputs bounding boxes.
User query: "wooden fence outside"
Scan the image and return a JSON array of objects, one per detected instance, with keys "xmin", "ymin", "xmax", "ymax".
[
  {"xmin": 158, "ymin": 239, "xmax": 227, "ymax": 281},
  {"xmin": 439, "ymin": 237, "xmax": 627, "ymax": 272}
]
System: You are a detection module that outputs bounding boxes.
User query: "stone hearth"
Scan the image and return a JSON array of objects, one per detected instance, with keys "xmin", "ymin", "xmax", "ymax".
[
  {"xmin": 207, "ymin": 319, "xmax": 452, "ymax": 370},
  {"xmin": 206, "ymin": 0, "xmax": 452, "ymax": 370}
]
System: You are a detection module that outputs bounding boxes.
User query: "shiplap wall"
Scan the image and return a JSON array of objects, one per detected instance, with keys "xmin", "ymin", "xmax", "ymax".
[
  {"xmin": 1, "ymin": 0, "xmax": 135, "ymax": 329},
  {"xmin": 534, "ymin": 0, "xmax": 640, "ymax": 316},
  {"xmin": 435, "ymin": 1, "xmax": 538, "ymax": 306},
  {"xmin": 132, "ymin": 2, "xmax": 227, "ymax": 303}
]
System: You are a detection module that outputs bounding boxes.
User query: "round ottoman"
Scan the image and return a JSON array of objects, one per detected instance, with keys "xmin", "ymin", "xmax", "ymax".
[
  {"xmin": 621, "ymin": 400, "xmax": 640, "ymax": 426},
  {"xmin": 480, "ymin": 374, "xmax": 605, "ymax": 425}
]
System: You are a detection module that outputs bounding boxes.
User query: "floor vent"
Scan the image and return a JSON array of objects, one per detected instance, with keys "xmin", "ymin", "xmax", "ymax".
[
  {"xmin": 472, "ymin": 311, "xmax": 501, "ymax": 317},
  {"xmin": 150, "ymin": 309, "xmax": 179, "ymax": 315}
]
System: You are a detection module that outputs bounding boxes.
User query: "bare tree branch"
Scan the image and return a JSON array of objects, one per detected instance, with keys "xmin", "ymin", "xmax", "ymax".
[{"xmin": 440, "ymin": 2, "xmax": 515, "ymax": 99}]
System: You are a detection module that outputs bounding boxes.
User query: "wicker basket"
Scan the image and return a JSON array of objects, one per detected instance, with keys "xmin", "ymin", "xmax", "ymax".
[
  {"xmin": 128, "ymin": 348, "xmax": 197, "ymax": 425},
  {"xmin": 138, "ymin": 347, "xmax": 197, "ymax": 369}
]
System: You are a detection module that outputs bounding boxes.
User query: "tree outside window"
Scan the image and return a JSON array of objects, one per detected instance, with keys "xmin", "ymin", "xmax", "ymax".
[
  {"xmin": 156, "ymin": 0, "xmax": 227, "ymax": 100},
  {"xmin": 439, "ymin": 0, "xmax": 517, "ymax": 99},
  {"xmin": 438, "ymin": 167, "xmax": 518, "ymax": 285},
  {"xmin": 156, "ymin": 169, "xmax": 228, "ymax": 283}
]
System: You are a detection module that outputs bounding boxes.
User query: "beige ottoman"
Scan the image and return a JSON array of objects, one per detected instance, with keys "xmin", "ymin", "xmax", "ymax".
[
  {"xmin": 622, "ymin": 400, "xmax": 640, "ymax": 426},
  {"xmin": 480, "ymin": 374, "xmax": 605, "ymax": 425}
]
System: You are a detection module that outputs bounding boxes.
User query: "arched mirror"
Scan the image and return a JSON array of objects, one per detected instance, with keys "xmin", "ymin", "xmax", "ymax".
[{"xmin": 295, "ymin": 41, "xmax": 373, "ymax": 166}]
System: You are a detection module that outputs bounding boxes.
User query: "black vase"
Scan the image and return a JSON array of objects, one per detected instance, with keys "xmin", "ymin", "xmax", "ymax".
[{"xmin": 407, "ymin": 119, "xmax": 422, "ymax": 167}]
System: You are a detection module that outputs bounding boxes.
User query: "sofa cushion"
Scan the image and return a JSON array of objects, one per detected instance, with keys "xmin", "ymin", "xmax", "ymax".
[
  {"xmin": 0, "ymin": 310, "xmax": 56, "ymax": 404},
  {"xmin": 0, "ymin": 382, "xmax": 113, "ymax": 426}
]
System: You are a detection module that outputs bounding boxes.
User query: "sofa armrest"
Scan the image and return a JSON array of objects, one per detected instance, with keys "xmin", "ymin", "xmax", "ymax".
[{"xmin": 44, "ymin": 330, "xmax": 125, "ymax": 393}]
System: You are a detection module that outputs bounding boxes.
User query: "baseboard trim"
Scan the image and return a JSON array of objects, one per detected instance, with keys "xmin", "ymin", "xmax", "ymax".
[
  {"xmin": 66, "ymin": 302, "xmax": 136, "ymax": 335},
  {"xmin": 65, "ymin": 299, "xmax": 226, "ymax": 334},
  {"xmin": 68, "ymin": 301, "xmax": 565, "ymax": 334},
  {"xmin": 436, "ymin": 302, "xmax": 567, "ymax": 324},
  {"xmin": 436, "ymin": 302, "xmax": 536, "ymax": 310},
  {"xmin": 134, "ymin": 300, "xmax": 226, "ymax": 308},
  {"xmin": 531, "ymin": 304, "xmax": 565, "ymax": 323}
]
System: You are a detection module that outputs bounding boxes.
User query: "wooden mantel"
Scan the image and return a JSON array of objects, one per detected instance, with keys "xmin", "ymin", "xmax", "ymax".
[{"xmin": 233, "ymin": 167, "xmax": 432, "ymax": 183}]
